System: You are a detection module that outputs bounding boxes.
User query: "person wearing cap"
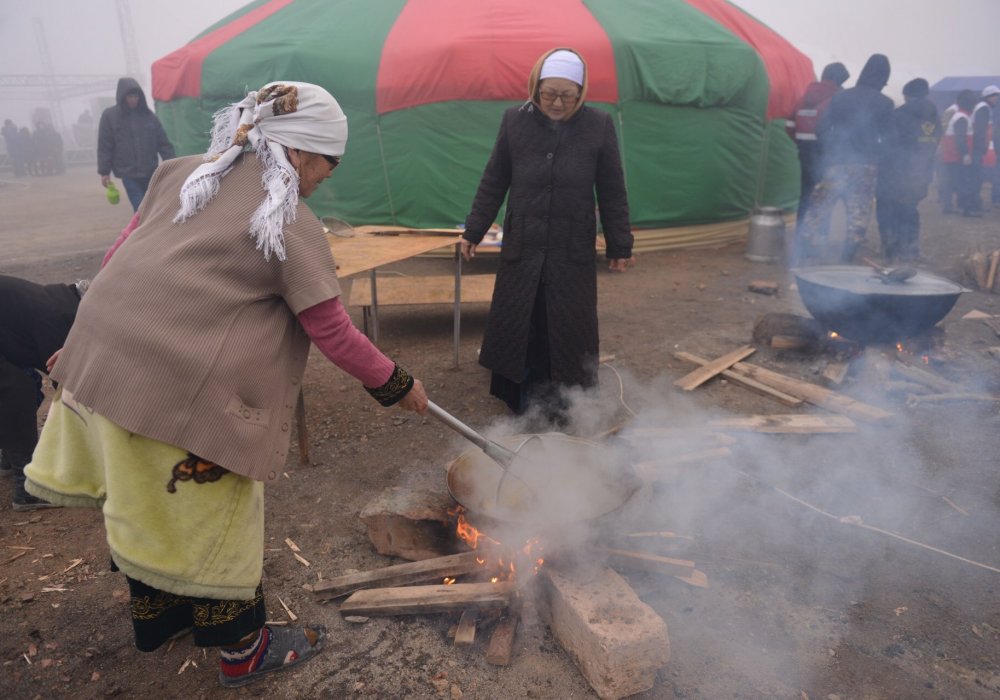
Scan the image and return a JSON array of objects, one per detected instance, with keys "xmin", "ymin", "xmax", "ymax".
[
  {"xmin": 97, "ymin": 77, "xmax": 175, "ymax": 210},
  {"xmin": 940, "ymin": 90, "xmax": 982, "ymax": 217},
  {"xmin": 25, "ymin": 81, "xmax": 428, "ymax": 687},
  {"xmin": 461, "ymin": 48, "xmax": 633, "ymax": 420},
  {"xmin": 971, "ymin": 84, "xmax": 999, "ymax": 212},
  {"xmin": 875, "ymin": 78, "xmax": 941, "ymax": 261},
  {"xmin": 793, "ymin": 54, "xmax": 895, "ymax": 265},
  {"xmin": 786, "ymin": 62, "xmax": 850, "ymax": 226}
]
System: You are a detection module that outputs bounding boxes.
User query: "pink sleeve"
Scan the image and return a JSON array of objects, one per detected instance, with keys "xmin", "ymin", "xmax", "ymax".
[
  {"xmin": 101, "ymin": 212, "xmax": 141, "ymax": 268},
  {"xmin": 298, "ymin": 297, "xmax": 395, "ymax": 388}
]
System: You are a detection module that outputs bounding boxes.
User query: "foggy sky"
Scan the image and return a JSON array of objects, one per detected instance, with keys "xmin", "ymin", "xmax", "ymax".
[{"xmin": 1, "ymin": 0, "xmax": 998, "ymax": 128}]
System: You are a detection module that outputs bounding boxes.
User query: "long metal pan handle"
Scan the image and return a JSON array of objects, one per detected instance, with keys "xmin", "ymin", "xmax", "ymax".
[{"xmin": 426, "ymin": 400, "xmax": 514, "ymax": 470}]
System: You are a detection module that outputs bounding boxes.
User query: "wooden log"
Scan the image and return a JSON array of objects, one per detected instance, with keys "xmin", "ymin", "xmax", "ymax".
[
  {"xmin": 748, "ymin": 280, "xmax": 779, "ymax": 295},
  {"xmin": 885, "ymin": 380, "xmax": 933, "ymax": 396},
  {"xmin": 673, "ymin": 345, "xmax": 756, "ymax": 391},
  {"xmin": 822, "ymin": 361, "xmax": 850, "ymax": 386},
  {"xmin": 485, "ymin": 615, "xmax": 519, "ymax": 666},
  {"xmin": 970, "ymin": 252, "xmax": 989, "ymax": 290},
  {"xmin": 674, "ymin": 352, "xmax": 804, "ymax": 407},
  {"xmin": 723, "ymin": 359, "xmax": 892, "ymax": 423},
  {"xmin": 892, "ymin": 360, "xmax": 964, "ymax": 394},
  {"xmin": 706, "ymin": 414, "xmax": 857, "ymax": 434},
  {"xmin": 454, "ymin": 609, "xmax": 478, "ymax": 647},
  {"xmin": 987, "ymin": 250, "xmax": 1000, "ymax": 292},
  {"xmin": 598, "ymin": 547, "xmax": 696, "ymax": 578},
  {"xmin": 310, "ymin": 552, "xmax": 482, "ymax": 601},
  {"xmin": 339, "ymin": 582, "xmax": 513, "ymax": 616},
  {"xmin": 770, "ymin": 335, "xmax": 812, "ymax": 350}
]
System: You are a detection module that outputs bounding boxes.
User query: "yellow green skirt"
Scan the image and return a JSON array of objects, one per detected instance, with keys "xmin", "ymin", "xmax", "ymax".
[{"xmin": 26, "ymin": 389, "xmax": 264, "ymax": 600}]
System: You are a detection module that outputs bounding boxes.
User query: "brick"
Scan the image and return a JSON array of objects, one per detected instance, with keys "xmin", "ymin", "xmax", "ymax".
[{"xmin": 541, "ymin": 565, "xmax": 669, "ymax": 700}]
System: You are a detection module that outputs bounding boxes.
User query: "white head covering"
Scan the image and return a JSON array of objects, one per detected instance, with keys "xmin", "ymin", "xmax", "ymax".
[
  {"xmin": 174, "ymin": 81, "xmax": 348, "ymax": 261},
  {"xmin": 983, "ymin": 84, "xmax": 1000, "ymax": 98},
  {"xmin": 539, "ymin": 50, "xmax": 585, "ymax": 86}
]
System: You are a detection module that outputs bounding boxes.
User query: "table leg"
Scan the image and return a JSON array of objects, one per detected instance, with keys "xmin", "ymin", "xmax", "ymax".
[
  {"xmin": 453, "ymin": 244, "xmax": 462, "ymax": 367},
  {"xmin": 369, "ymin": 269, "xmax": 379, "ymax": 345}
]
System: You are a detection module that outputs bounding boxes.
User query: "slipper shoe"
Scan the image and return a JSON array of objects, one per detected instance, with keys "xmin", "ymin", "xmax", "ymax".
[{"xmin": 218, "ymin": 624, "xmax": 327, "ymax": 688}]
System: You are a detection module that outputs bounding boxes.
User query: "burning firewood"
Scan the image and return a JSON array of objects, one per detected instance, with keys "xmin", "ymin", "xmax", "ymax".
[
  {"xmin": 339, "ymin": 582, "xmax": 513, "ymax": 616},
  {"xmin": 309, "ymin": 552, "xmax": 483, "ymax": 601}
]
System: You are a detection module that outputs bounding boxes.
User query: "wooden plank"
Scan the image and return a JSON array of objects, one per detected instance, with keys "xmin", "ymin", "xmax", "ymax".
[
  {"xmin": 454, "ymin": 609, "xmax": 479, "ymax": 647},
  {"xmin": 674, "ymin": 352, "xmax": 804, "ymax": 407},
  {"xmin": 987, "ymin": 250, "xmax": 1000, "ymax": 292},
  {"xmin": 892, "ymin": 360, "xmax": 964, "ymax": 394},
  {"xmin": 485, "ymin": 615, "xmax": 519, "ymax": 666},
  {"xmin": 339, "ymin": 582, "xmax": 512, "ymax": 616},
  {"xmin": 622, "ymin": 428, "xmax": 736, "ymax": 446},
  {"xmin": 311, "ymin": 552, "xmax": 482, "ymax": 601},
  {"xmin": 748, "ymin": 280, "xmax": 779, "ymax": 295},
  {"xmin": 673, "ymin": 345, "xmax": 756, "ymax": 391},
  {"xmin": 724, "ymin": 360, "xmax": 893, "ymax": 423},
  {"xmin": 822, "ymin": 361, "xmax": 850, "ymax": 386},
  {"xmin": 347, "ymin": 274, "xmax": 495, "ymax": 307},
  {"xmin": 636, "ymin": 447, "xmax": 732, "ymax": 483},
  {"xmin": 707, "ymin": 414, "xmax": 857, "ymax": 434}
]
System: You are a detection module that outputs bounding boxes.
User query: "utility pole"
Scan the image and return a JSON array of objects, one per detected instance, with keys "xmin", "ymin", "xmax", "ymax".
[
  {"xmin": 115, "ymin": 0, "xmax": 144, "ymax": 85},
  {"xmin": 32, "ymin": 18, "xmax": 65, "ymax": 132}
]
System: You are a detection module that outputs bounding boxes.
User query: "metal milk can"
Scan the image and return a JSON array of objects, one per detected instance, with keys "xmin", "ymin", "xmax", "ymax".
[{"xmin": 745, "ymin": 206, "xmax": 786, "ymax": 263}]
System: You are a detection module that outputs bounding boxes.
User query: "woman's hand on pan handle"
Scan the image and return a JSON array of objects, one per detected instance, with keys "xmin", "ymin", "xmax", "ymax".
[
  {"xmin": 397, "ymin": 378, "xmax": 428, "ymax": 415},
  {"xmin": 608, "ymin": 256, "xmax": 636, "ymax": 273},
  {"xmin": 460, "ymin": 238, "xmax": 477, "ymax": 261}
]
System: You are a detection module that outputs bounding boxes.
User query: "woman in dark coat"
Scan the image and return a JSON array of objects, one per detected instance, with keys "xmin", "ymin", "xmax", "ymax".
[{"xmin": 461, "ymin": 48, "xmax": 634, "ymax": 416}]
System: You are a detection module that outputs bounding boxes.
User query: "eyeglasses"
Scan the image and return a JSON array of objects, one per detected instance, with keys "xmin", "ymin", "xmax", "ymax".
[
  {"xmin": 322, "ymin": 154, "xmax": 341, "ymax": 170},
  {"xmin": 538, "ymin": 89, "xmax": 580, "ymax": 105}
]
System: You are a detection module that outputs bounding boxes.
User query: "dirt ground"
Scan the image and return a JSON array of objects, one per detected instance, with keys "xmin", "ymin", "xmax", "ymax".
[{"xmin": 2, "ymin": 167, "xmax": 1000, "ymax": 700}]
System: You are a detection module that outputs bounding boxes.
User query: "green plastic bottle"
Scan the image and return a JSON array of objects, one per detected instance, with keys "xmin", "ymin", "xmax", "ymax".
[{"xmin": 106, "ymin": 182, "xmax": 120, "ymax": 205}]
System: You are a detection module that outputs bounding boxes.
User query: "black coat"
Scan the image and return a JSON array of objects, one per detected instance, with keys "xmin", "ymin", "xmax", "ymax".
[
  {"xmin": 0, "ymin": 276, "xmax": 80, "ymax": 452},
  {"xmin": 818, "ymin": 58, "xmax": 895, "ymax": 169},
  {"xmin": 463, "ymin": 104, "xmax": 632, "ymax": 387},
  {"xmin": 97, "ymin": 78, "xmax": 174, "ymax": 179},
  {"xmin": 878, "ymin": 97, "xmax": 941, "ymax": 202}
]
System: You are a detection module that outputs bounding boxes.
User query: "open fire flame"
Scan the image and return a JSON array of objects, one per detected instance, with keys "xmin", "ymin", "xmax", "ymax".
[
  {"xmin": 896, "ymin": 341, "xmax": 930, "ymax": 365},
  {"xmin": 444, "ymin": 507, "xmax": 545, "ymax": 586}
]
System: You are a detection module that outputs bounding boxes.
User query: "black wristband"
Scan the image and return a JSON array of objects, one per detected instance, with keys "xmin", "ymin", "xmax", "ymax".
[{"xmin": 365, "ymin": 364, "xmax": 415, "ymax": 407}]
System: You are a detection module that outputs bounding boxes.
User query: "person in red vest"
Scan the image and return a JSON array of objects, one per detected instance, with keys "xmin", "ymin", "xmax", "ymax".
[
  {"xmin": 970, "ymin": 85, "xmax": 999, "ymax": 213},
  {"xmin": 939, "ymin": 90, "xmax": 980, "ymax": 217},
  {"xmin": 787, "ymin": 62, "xmax": 850, "ymax": 225}
]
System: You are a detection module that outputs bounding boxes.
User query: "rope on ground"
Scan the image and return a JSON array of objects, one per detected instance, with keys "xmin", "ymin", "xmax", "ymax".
[{"xmin": 600, "ymin": 360, "xmax": 636, "ymax": 417}]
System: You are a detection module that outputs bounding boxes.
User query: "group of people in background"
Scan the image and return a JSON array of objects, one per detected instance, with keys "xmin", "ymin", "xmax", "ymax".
[
  {"xmin": 788, "ymin": 54, "xmax": 998, "ymax": 265},
  {"xmin": 1, "ymin": 118, "xmax": 65, "ymax": 177}
]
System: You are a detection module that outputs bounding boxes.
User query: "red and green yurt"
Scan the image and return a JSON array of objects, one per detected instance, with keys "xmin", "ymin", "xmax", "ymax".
[{"xmin": 153, "ymin": 0, "xmax": 814, "ymax": 245}]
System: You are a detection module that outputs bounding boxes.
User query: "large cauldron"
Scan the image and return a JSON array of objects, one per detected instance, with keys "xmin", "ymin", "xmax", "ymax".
[{"xmin": 794, "ymin": 265, "xmax": 968, "ymax": 342}]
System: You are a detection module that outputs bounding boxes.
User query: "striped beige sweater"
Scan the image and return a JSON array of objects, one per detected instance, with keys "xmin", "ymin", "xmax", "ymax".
[{"xmin": 53, "ymin": 153, "xmax": 342, "ymax": 481}]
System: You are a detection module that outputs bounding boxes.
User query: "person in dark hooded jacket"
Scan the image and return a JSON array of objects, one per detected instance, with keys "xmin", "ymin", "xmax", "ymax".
[
  {"xmin": 787, "ymin": 62, "xmax": 850, "ymax": 225},
  {"xmin": 97, "ymin": 77, "xmax": 175, "ymax": 210},
  {"xmin": 793, "ymin": 54, "xmax": 895, "ymax": 264},
  {"xmin": 875, "ymin": 78, "xmax": 941, "ymax": 261}
]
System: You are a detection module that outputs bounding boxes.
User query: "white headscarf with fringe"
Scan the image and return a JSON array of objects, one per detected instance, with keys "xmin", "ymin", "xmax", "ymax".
[{"xmin": 173, "ymin": 81, "xmax": 348, "ymax": 261}]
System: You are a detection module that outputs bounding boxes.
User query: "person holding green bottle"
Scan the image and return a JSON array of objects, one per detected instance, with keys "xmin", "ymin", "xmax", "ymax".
[{"xmin": 97, "ymin": 77, "xmax": 175, "ymax": 210}]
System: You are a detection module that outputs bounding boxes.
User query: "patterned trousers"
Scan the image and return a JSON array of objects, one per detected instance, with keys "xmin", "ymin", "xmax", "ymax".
[{"xmin": 794, "ymin": 164, "xmax": 876, "ymax": 264}]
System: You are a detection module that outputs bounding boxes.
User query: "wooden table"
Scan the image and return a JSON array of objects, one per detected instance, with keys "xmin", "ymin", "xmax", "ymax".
[{"xmin": 329, "ymin": 232, "xmax": 476, "ymax": 364}]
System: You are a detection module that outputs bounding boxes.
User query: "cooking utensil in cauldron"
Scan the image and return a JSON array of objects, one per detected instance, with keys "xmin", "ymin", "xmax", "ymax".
[
  {"xmin": 794, "ymin": 265, "xmax": 968, "ymax": 342},
  {"xmin": 427, "ymin": 401, "xmax": 547, "ymax": 507},
  {"xmin": 862, "ymin": 257, "xmax": 918, "ymax": 285},
  {"xmin": 446, "ymin": 432, "xmax": 642, "ymax": 528}
]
